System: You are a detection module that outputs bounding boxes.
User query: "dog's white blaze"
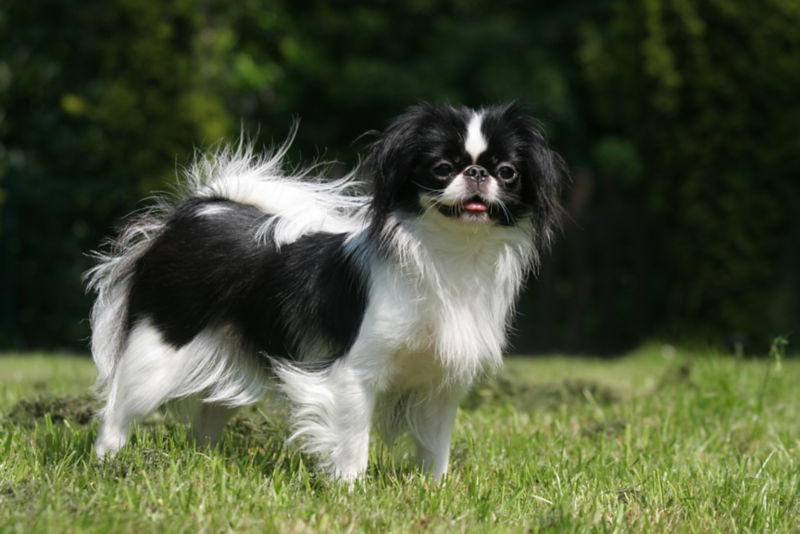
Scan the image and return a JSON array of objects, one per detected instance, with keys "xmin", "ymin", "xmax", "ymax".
[{"xmin": 464, "ymin": 112, "xmax": 487, "ymax": 162}]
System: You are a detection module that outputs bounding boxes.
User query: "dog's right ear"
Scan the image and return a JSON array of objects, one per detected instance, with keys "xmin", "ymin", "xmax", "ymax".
[
  {"xmin": 365, "ymin": 104, "xmax": 440, "ymax": 235},
  {"xmin": 365, "ymin": 113, "xmax": 417, "ymax": 234}
]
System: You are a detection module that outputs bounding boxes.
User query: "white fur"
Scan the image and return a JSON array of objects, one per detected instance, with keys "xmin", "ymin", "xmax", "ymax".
[
  {"xmin": 85, "ymin": 212, "xmax": 165, "ymax": 392},
  {"xmin": 185, "ymin": 132, "xmax": 369, "ymax": 247},
  {"xmin": 439, "ymin": 173, "xmax": 501, "ymax": 205},
  {"xmin": 375, "ymin": 210, "xmax": 534, "ymax": 385},
  {"xmin": 464, "ymin": 112, "xmax": 488, "ymax": 161},
  {"xmin": 440, "ymin": 175, "xmax": 471, "ymax": 204},
  {"xmin": 95, "ymin": 319, "xmax": 269, "ymax": 456},
  {"xmin": 194, "ymin": 204, "xmax": 232, "ymax": 217},
  {"xmin": 403, "ymin": 389, "xmax": 462, "ymax": 480},
  {"xmin": 273, "ymin": 359, "xmax": 375, "ymax": 481}
]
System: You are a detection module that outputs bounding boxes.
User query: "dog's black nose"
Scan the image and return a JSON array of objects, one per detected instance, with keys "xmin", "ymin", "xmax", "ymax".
[{"xmin": 464, "ymin": 165, "xmax": 489, "ymax": 183}]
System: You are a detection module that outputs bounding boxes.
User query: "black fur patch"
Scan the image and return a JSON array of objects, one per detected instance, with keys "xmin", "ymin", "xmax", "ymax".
[{"xmin": 127, "ymin": 198, "xmax": 368, "ymax": 362}]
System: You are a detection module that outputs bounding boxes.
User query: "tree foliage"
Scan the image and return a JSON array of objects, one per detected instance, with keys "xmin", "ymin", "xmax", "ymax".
[
  {"xmin": 567, "ymin": 0, "xmax": 800, "ymax": 348},
  {"xmin": 1, "ymin": 0, "xmax": 797, "ymax": 352}
]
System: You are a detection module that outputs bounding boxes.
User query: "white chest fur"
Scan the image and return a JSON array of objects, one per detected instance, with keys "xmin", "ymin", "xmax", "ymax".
[{"xmin": 363, "ymin": 213, "xmax": 536, "ymax": 390}]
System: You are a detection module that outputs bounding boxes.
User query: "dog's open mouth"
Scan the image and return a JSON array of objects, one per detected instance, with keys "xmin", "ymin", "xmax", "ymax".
[{"xmin": 437, "ymin": 197, "xmax": 494, "ymax": 222}]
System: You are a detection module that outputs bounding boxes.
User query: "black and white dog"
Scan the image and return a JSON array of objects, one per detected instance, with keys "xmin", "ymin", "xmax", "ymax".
[{"xmin": 86, "ymin": 102, "xmax": 563, "ymax": 481}]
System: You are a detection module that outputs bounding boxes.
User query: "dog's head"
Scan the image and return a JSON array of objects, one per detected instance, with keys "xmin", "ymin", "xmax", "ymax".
[{"xmin": 367, "ymin": 102, "xmax": 563, "ymax": 246}]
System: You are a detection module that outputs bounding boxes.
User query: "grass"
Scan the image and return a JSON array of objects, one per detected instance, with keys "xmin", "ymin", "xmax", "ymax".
[{"xmin": 1, "ymin": 345, "xmax": 799, "ymax": 532}]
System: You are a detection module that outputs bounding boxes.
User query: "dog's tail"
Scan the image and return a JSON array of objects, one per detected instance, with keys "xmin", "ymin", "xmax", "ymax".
[
  {"xmin": 84, "ymin": 207, "xmax": 165, "ymax": 396},
  {"xmin": 183, "ymin": 127, "xmax": 369, "ymax": 247}
]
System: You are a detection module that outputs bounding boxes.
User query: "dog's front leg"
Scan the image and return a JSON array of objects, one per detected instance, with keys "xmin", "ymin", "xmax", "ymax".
[
  {"xmin": 324, "ymin": 362, "xmax": 375, "ymax": 482},
  {"xmin": 276, "ymin": 359, "xmax": 375, "ymax": 482},
  {"xmin": 413, "ymin": 389, "xmax": 463, "ymax": 482}
]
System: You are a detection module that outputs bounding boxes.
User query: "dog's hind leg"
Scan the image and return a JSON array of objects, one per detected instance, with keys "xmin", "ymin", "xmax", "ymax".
[{"xmin": 95, "ymin": 319, "xmax": 182, "ymax": 457}]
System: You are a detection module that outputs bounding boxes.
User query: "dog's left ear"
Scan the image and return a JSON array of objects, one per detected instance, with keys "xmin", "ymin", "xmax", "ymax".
[{"xmin": 504, "ymin": 103, "xmax": 566, "ymax": 249}]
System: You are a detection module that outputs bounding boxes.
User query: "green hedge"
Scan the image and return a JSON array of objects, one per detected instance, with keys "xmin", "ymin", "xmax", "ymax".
[{"xmin": 1, "ymin": 0, "xmax": 797, "ymax": 352}]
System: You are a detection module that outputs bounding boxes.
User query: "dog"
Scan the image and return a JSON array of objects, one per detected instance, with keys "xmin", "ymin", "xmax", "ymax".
[{"xmin": 86, "ymin": 102, "xmax": 563, "ymax": 481}]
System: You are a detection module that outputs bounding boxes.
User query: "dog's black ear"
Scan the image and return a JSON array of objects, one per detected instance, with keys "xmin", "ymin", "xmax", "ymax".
[
  {"xmin": 529, "ymin": 132, "xmax": 565, "ymax": 249},
  {"xmin": 365, "ymin": 104, "xmax": 435, "ymax": 234},
  {"xmin": 502, "ymin": 103, "xmax": 566, "ymax": 249}
]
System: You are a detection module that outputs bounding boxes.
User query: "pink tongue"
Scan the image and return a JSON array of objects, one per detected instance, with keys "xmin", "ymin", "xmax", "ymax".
[{"xmin": 465, "ymin": 201, "xmax": 488, "ymax": 212}]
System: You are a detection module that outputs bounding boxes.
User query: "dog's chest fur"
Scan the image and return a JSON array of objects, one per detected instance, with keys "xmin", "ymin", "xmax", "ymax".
[{"xmin": 356, "ymin": 214, "xmax": 535, "ymax": 390}]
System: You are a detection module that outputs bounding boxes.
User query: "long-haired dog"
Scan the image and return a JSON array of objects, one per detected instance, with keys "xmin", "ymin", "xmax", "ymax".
[{"xmin": 86, "ymin": 102, "xmax": 563, "ymax": 481}]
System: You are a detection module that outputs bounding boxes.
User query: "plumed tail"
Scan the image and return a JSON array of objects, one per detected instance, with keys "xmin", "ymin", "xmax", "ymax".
[
  {"xmin": 185, "ymin": 129, "xmax": 369, "ymax": 246},
  {"xmin": 84, "ymin": 210, "xmax": 162, "ymax": 395}
]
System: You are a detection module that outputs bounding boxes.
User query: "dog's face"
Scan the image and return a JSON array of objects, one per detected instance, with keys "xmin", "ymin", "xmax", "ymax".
[{"xmin": 368, "ymin": 103, "xmax": 562, "ymax": 241}]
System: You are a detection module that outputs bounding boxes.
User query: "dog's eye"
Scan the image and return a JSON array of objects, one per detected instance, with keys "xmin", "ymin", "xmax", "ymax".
[
  {"xmin": 432, "ymin": 162, "xmax": 454, "ymax": 178},
  {"xmin": 497, "ymin": 165, "xmax": 517, "ymax": 181}
]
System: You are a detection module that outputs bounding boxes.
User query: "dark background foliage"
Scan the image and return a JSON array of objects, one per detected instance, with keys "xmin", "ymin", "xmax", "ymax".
[{"xmin": 1, "ymin": 0, "xmax": 798, "ymax": 354}]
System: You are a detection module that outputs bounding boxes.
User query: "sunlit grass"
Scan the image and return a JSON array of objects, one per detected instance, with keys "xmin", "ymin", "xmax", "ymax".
[{"xmin": 1, "ymin": 346, "xmax": 798, "ymax": 532}]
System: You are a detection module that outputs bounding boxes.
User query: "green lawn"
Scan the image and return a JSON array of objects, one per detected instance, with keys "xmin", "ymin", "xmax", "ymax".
[{"xmin": 1, "ymin": 345, "xmax": 798, "ymax": 532}]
